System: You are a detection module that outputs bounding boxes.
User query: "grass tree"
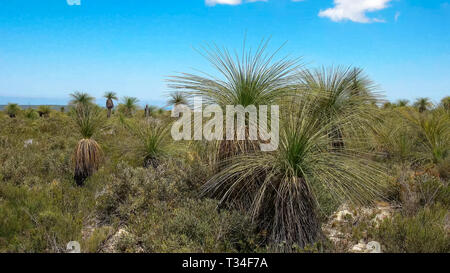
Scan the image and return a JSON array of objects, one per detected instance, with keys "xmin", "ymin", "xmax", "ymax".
[
  {"xmin": 144, "ymin": 105, "xmax": 158, "ymax": 118},
  {"xmin": 202, "ymin": 96, "xmax": 390, "ymax": 251},
  {"xmin": 5, "ymin": 103, "xmax": 21, "ymax": 118},
  {"xmin": 69, "ymin": 92, "xmax": 95, "ymax": 109},
  {"xmin": 396, "ymin": 99, "xmax": 409, "ymax": 107},
  {"xmin": 169, "ymin": 40, "xmax": 301, "ymax": 160},
  {"xmin": 120, "ymin": 116, "xmax": 175, "ymax": 168},
  {"xmin": 24, "ymin": 108, "xmax": 39, "ymax": 120},
  {"xmin": 298, "ymin": 66, "xmax": 380, "ymax": 150},
  {"xmin": 71, "ymin": 103, "xmax": 104, "ymax": 186},
  {"xmin": 167, "ymin": 91, "xmax": 188, "ymax": 107},
  {"xmin": 439, "ymin": 96, "xmax": 449, "ymax": 112},
  {"xmin": 403, "ymin": 109, "xmax": 449, "ymax": 178},
  {"xmin": 104, "ymin": 91, "xmax": 118, "ymax": 118},
  {"xmin": 118, "ymin": 96, "xmax": 139, "ymax": 117},
  {"xmin": 414, "ymin": 97, "xmax": 433, "ymax": 113},
  {"xmin": 37, "ymin": 105, "xmax": 51, "ymax": 118}
]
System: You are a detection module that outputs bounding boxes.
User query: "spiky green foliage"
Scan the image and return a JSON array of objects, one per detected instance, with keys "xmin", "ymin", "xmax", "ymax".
[
  {"xmin": 71, "ymin": 104, "xmax": 104, "ymax": 139},
  {"xmin": 440, "ymin": 96, "xmax": 450, "ymax": 112},
  {"xmin": 24, "ymin": 108, "xmax": 39, "ymax": 120},
  {"xmin": 69, "ymin": 92, "xmax": 95, "ymax": 108},
  {"xmin": 169, "ymin": 40, "xmax": 301, "ymax": 161},
  {"xmin": 202, "ymin": 96, "xmax": 390, "ymax": 251},
  {"xmin": 167, "ymin": 91, "xmax": 188, "ymax": 106},
  {"xmin": 403, "ymin": 109, "xmax": 449, "ymax": 165},
  {"xmin": 169, "ymin": 40, "xmax": 301, "ymax": 107},
  {"xmin": 396, "ymin": 99, "xmax": 409, "ymax": 107},
  {"xmin": 119, "ymin": 116, "xmax": 176, "ymax": 168},
  {"xmin": 118, "ymin": 96, "xmax": 139, "ymax": 117},
  {"xmin": 370, "ymin": 109, "xmax": 419, "ymax": 163},
  {"xmin": 37, "ymin": 105, "xmax": 51, "ymax": 118},
  {"xmin": 5, "ymin": 103, "xmax": 21, "ymax": 118},
  {"xmin": 413, "ymin": 97, "xmax": 433, "ymax": 113},
  {"xmin": 298, "ymin": 66, "xmax": 380, "ymax": 149},
  {"xmin": 104, "ymin": 91, "xmax": 118, "ymax": 101}
]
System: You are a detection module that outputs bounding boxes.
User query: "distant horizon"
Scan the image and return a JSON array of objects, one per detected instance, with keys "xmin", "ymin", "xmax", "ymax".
[{"xmin": 0, "ymin": 93, "xmax": 447, "ymax": 108}]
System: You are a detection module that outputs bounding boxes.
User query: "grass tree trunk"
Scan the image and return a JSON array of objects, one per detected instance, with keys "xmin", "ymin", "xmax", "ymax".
[
  {"xmin": 252, "ymin": 176, "xmax": 320, "ymax": 251},
  {"xmin": 106, "ymin": 99, "xmax": 114, "ymax": 118},
  {"xmin": 144, "ymin": 105, "xmax": 149, "ymax": 118}
]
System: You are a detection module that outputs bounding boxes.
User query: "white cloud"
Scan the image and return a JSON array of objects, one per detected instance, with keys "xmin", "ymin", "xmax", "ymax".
[
  {"xmin": 318, "ymin": 0, "xmax": 392, "ymax": 23},
  {"xmin": 205, "ymin": 0, "xmax": 266, "ymax": 6},
  {"xmin": 206, "ymin": 0, "xmax": 241, "ymax": 6}
]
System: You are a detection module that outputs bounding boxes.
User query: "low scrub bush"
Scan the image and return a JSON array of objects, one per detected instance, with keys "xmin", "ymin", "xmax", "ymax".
[{"xmin": 373, "ymin": 205, "xmax": 449, "ymax": 253}]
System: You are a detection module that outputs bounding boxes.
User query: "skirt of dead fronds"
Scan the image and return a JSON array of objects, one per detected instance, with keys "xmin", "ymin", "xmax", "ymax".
[
  {"xmin": 73, "ymin": 138, "xmax": 102, "ymax": 186},
  {"xmin": 263, "ymin": 176, "xmax": 320, "ymax": 251},
  {"xmin": 218, "ymin": 139, "xmax": 259, "ymax": 162}
]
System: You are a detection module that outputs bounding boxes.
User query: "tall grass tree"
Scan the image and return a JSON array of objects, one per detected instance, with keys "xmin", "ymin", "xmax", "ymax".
[
  {"xmin": 169, "ymin": 40, "xmax": 302, "ymax": 161},
  {"xmin": 202, "ymin": 96, "xmax": 390, "ymax": 251},
  {"xmin": 414, "ymin": 97, "xmax": 433, "ymax": 113},
  {"xmin": 104, "ymin": 91, "xmax": 118, "ymax": 118}
]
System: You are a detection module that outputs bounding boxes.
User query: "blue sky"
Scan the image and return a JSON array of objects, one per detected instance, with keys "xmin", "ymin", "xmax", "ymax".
[{"xmin": 0, "ymin": 0, "xmax": 449, "ymax": 106}]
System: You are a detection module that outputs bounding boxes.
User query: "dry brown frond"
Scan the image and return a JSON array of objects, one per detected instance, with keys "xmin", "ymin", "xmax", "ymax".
[{"xmin": 73, "ymin": 138, "xmax": 102, "ymax": 186}]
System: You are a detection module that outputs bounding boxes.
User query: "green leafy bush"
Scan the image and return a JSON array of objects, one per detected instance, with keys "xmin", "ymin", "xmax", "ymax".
[
  {"xmin": 374, "ymin": 205, "xmax": 449, "ymax": 253},
  {"xmin": 0, "ymin": 182, "xmax": 94, "ymax": 252}
]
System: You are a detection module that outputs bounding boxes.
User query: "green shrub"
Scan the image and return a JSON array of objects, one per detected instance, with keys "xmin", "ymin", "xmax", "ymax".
[
  {"xmin": 121, "ymin": 199, "xmax": 259, "ymax": 253},
  {"xmin": 374, "ymin": 205, "xmax": 450, "ymax": 253},
  {"xmin": 0, "ymin": 182, "xmax": 94, "ymax": 252},
  {"xmin": 96, "ymin": 161, "xmax": 190, "ymax": 223}
]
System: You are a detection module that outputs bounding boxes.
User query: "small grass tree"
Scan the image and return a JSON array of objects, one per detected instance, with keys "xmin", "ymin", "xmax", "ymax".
[
  {"xmin": 298, "ymin": 66, "xmax": 380, "ymax": 150},
  {"xmin": 37, "ymin": 105, "xmax": 51, "ymax": 118},
  {"xmin": 120, "ymin": 116, "xmax": 175, "ymax": 168},
  {"xmin": 5, "ymin": 103, "xmax": 21, "ymax": 118},
  {"xmin": 118, "ymin": 97, "xmax": 139, "ymax": 117},
  {"xmin": 69, "ymin": 91, "xmax": 95, "ymax": 108},
  {"xmin": 167, "ymin": 91, "xmax": 188, "ymax": 107}
]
